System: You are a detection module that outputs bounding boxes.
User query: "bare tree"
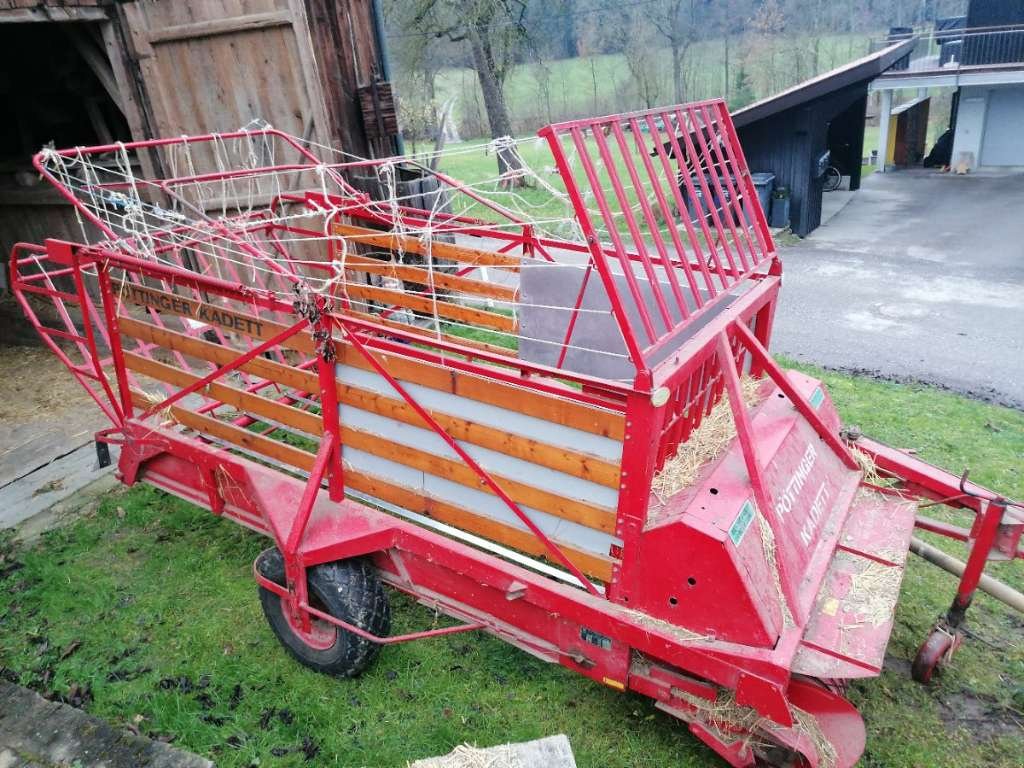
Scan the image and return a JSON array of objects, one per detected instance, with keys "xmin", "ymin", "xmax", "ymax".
[
  {"xmin": 622, "ymin": 12, "xmax": 664, "ymax": 109},
  {"xmin": 713, "ymin": 0, "xmax": 748, "ymax": 102},
  {"xmin": 651, "ymin": 0, "xmax": 698, "ymax": 104},
  {"xmin": 409, "ymin": 0, "xmax": 528, "ymax": 180},
  {"xmin": 385, "ymin": 0, "xmax": 444, "ymax": 154}
]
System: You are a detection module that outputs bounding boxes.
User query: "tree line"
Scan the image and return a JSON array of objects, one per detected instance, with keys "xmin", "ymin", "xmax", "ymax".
[{"xmin": 384, "ymin": 0, "xmax": 966, "ymax": 172}]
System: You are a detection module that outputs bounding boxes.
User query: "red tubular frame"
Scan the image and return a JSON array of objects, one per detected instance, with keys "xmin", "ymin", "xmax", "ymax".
[
  {"xmin": 852, "ymin": 436, "xmax": 1023, "ymax": 630},
  {"xmin": 11, "ymin": 104, "xmax": 1022, "ymax": 767}
]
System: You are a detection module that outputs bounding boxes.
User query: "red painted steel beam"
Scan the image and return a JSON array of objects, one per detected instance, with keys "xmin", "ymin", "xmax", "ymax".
[{"xmin": 731, "ymin": 321, "xmax": 859, "ymax": 471}]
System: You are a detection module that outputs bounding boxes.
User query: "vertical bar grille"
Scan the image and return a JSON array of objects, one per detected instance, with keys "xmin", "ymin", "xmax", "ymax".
[{"xmin": 540, "ymin": 99, "xmax": 776, "ymax": 375}]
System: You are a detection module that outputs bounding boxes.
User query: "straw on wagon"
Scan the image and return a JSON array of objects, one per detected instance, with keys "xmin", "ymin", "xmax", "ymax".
[
  {"xmin": 651, "ymin": 375, "xmax": 763, "ymax": 501},
  {"xmin": 676, "ymin": 688, "xmax": 838, "ymax": 768},
  {"xmin": 650, "ymin": 376, "xmax": 796, "ymax": 626}
]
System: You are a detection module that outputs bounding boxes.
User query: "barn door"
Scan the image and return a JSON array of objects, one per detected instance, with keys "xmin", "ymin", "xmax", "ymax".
[{"xmin": 116, "ymin": 0, "xmax": 330, "ymax": 148}]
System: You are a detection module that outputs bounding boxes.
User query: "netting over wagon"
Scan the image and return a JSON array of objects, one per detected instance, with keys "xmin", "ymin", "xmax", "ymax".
[{"xmin": 30, "ymin": 98, "xmax": 775, "ymax": 386}]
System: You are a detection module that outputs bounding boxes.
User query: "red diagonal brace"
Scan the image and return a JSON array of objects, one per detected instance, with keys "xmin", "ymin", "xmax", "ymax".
[
  {"xmin": 338, "ymin": 320, "xmax": 603, "ymax": 597},
  {"xmin": 139, "ymin": 316, "xmax": 311, "ymax": 421},
  {"xmin": 717, "ymin": 332, "xmax": 801, "ymax": 622},
  {"xmin": 731, "ymin": 321, "xmax": 859, "ymax": 470}
]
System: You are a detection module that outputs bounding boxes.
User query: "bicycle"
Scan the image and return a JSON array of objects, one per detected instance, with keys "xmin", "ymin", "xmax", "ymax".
[{"xmin": 822, "ymin": 165, "xmax": 843, "ymax": 192}]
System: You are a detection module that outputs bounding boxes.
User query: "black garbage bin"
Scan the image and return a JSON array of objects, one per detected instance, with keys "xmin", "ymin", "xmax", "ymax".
[{"xmin": 769, "ymin": 186, "xmax": 790, "ymax": 229}]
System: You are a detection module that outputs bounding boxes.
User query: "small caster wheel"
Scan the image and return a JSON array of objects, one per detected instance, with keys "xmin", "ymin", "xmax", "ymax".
[
  {"xmin": 256, "ymin": 547, "xmax": 390, "ymax": 677},
  {"xmin": 911, "ymin": 627, "xmax": 957, "ymax": 684}
]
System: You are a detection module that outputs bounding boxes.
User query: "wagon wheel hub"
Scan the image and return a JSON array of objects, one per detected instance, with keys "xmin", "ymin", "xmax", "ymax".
[{"xmin": 284, "ymin": 605, "xmax": 338, "ymax": 651}]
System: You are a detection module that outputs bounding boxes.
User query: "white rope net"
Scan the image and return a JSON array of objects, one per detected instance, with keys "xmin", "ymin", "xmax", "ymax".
[
  {"xmin": 35, "ymin": 107, "xmax": 770, "ymax": 381},
  {"xmin": 36, "ymin": 129, "xmax": 642, "ymax": 373}
]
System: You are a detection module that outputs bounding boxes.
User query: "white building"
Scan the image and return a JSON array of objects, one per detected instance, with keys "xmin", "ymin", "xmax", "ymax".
[{"xmin": 871, "ymin": 2, "xmax": 1024, "ymax": 171}]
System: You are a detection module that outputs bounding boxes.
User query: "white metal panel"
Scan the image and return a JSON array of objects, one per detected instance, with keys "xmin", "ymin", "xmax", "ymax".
[
  {"xmin": 342, "ymin": 448, "xmax": 618, "ymax": 557},
  {"xmin": 981, "ymin": 86, "xmax": 1024, "ymax": 166},
  {"xmin": 336, "ymin": 363, "xmax": 623, "ymax": 462},
  {"xmin": 339, "ymin": 405, "xmax": 619, "ymax": 510}
]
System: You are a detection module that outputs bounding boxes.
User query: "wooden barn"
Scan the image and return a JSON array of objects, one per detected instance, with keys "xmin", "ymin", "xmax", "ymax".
[{"xmin": 0, "ymin": 0, "xmax": 398, "ymax": 322}]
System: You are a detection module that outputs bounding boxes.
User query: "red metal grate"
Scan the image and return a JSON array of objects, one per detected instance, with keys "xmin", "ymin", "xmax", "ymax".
[{"xmin": 540, "ymin": 98, "xmax": 776, "ymax": 379}]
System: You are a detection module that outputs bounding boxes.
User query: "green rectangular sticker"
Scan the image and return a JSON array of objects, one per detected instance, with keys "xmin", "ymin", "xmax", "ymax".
[
  {"xmin": 729, "ymin": 500, "xmax": 755, "ymax": 547},
  {"xmin": 809, "ymin": 387, "xmax": 825, "ymax": 410}
]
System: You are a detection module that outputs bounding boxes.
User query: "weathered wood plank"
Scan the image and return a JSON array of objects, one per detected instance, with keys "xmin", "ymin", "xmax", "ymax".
[
  {"xmin": 124, "ymin": 352, "xmax": 616, "ymax": 532},
  {"xmin": 147, "ymin": 10, "xmax": 293, "ymax": 44},
  {"xmin": 333, "ymin": 223, "xmax": 522, "ymax": 270},
  {"xmin": 0, "ymin": 6, "xmax": 107, "ymax": 22}
]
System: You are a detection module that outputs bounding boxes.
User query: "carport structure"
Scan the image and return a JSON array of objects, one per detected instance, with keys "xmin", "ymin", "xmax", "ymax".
[{"xmin": 731, "ymin": 39, "xmax": 915, "ymax": 237}]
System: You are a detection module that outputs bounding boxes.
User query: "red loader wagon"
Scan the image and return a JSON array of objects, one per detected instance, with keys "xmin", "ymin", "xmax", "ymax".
[{"xmin": 10, "ymin": 99, "xmax": 1023, "ymax": 767}]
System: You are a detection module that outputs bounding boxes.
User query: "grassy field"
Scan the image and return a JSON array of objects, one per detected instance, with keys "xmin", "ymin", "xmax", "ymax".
[
  {"xmin": 1, "ymin": 364, "xmax": 1022, "ymax": 768},
  {"xmin": 422, "ymin": 130, "xmax": 780, "ymax": 239},
  {"xmin": 432, "ymin": 35, "xmax": 875, "ymax": 137}
]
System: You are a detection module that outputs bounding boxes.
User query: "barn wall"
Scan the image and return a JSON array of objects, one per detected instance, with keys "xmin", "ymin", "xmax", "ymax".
[
  {"xmin": 303, "ymin": 0, "xmax": 382, "ymax": 157},
  {"xmin": 1, "ymin": 0, "xmax": 389, "ymax": 339},
  {"xmin": 113, "ymin": 1, "xmax": 329, "ymax": 145}
]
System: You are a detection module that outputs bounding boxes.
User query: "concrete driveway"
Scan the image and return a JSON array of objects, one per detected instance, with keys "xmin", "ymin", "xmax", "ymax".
[{"xmin": 772, "ymin": 169, "xmax": 1024, "ymax": 408}]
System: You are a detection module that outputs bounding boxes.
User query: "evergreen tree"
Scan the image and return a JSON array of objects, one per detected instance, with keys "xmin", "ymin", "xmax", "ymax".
[{"xmin": 731, "ymin": 66, "xmax": 756, "ymax": 109}]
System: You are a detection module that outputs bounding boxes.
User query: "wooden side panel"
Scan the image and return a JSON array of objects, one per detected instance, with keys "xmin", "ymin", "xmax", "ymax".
[
  {"xmin": 117, "ymin": 283, "xmax": 626, "ymax": 439},
  {"xmin": 113, "ymin": 268, "xmax": 628, "ymax": 574},
  {"xmin": 119, "ymin": 316, "xmax": 621, "ymax": 488},
  {"xmin": 123, "ymin": 350, "xmax": 616, "ymax": 534},
  {"xmin": 340, "ymin": 282, "xmax": 516, "ymax": 333},
  {"xmin": 342, "ymin": 254, "xmax": 517, "ymax": 302},
  {"xmin": 333, "ymin": 223, "xmax": 522, "ymax": 270},
  {"xmin": 127, "ymin": 389, "xmax": 613, "ymax": 581}
]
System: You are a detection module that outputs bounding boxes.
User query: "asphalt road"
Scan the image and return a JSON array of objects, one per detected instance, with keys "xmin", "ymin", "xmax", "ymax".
[{"xmin": 771, "ymin": 169, "xmax": 1024, "ymax": 409}]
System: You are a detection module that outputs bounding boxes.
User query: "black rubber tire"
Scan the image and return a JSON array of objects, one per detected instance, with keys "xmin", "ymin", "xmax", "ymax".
[
  {"xmin": 256, "ymin": 547, "xmax": 391, "ymax": 677},
  {"xmin": 822, "ymin": 167, "xmax": 843, "ymax": 192}
]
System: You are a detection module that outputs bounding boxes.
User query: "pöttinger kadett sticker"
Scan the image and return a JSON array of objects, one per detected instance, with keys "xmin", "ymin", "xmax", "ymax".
[
  {"xmin": 809, "ymin": 386, "xmax": 825, "ymax": 409},
  {"xmin": 729, "ymin": 499, "xmax": 755, "ymax": 547}
]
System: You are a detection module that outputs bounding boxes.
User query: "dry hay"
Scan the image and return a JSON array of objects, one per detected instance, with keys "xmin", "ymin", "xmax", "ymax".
[
  {"xmin": 755, "ymin": 512, "xmax": 795, "ymax": 629},
  {"xmin": 0, "ymin": 345, "xmax": 92, "ymax": 423},
  {"xmin": 620, "ymin": 606, "xmax": 715, "ymax": 644},
  {"xmin": 787, "ymin": 705, "xmax": 839, "ymax": 768},
  {"xmin": 650, "ymin": 376, "xmax": 793, "ymax": 628},
  {"xmin": 843, "ymin": 556, "xmax": 903, "ymax": 628},
  {"xmin": 676, "ymin": 689, "xmax": 838, "ymax": 768},
  {"xmin": 852, "ymin": 447, "xmax": 906, "ymax": 493},
  {"xmin": 410, "ymin": 743, "xmax": 522, "ymax": 768},
  {"xmin": 651, "ymin": 376, "xmax": 764, "ymax": 502},
  {"xmin": 134, "ymin": 386, "xmax": 179, "ymax": 425},
  {"xmin": 852, "ymin": 448, "xmax": 883, "ymax": 486}
]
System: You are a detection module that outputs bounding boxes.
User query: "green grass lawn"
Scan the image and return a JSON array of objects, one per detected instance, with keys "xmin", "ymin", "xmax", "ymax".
[
  {"xmin": 1, "ymin": 366, "xmax": 1022, "ymax": 768},
  {"xmin": 433, "ymin": 34, "xmax": 875, "ymax": 137}
]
